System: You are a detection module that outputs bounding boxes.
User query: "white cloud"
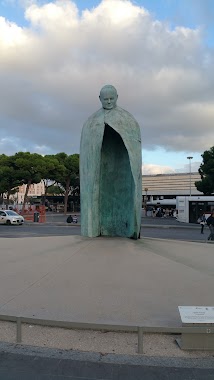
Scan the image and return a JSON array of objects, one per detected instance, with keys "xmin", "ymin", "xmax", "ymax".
[
  {"xmin": 142, "ymin": 163, "xmax": 175, "ymax": 175},
  {"xmin": 142, "ymin": 160, "xmax": 201, "ymax": 175},
  {"xmin": 175, "ymin": 161, "xmax": 201, "ymax": 173},
  {"xmin": 0, "ymin": 0, "xmax": 214, "ymax": 162}
]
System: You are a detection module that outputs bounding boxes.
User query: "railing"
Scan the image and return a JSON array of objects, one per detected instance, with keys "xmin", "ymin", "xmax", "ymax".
[{"xmin": 0, "ymin": 314, "xmax": 213, "ymax": 354}]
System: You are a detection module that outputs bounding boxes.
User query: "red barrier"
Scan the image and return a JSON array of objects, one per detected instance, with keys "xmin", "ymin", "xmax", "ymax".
[{"xmin": 15, "ymin": 205, "xmax": 46, "ymax": 223}]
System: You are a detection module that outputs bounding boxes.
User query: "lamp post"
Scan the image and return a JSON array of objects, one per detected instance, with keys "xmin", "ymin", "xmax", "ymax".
[
  {"xmin": 187, "ymin": 156, "xmax": 193, "ymax": 196},
  {"xmin": 144, "ymin": 187, "xmax": 148, "ymax": 216}
]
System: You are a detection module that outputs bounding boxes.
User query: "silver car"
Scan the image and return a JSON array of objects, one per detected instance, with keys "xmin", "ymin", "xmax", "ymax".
[{"xmin": 0, "ymin": 210, "xmax": 24, "ymax": 225}]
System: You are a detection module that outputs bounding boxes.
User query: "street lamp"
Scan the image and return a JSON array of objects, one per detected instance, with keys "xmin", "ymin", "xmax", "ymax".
[
  {"xmin": 144, "ymin": 187, "xmax": 148, "ymax": 216},
  {"xmin": 187, "ymin": 156, "xmax": 193, "ymax": 196}
]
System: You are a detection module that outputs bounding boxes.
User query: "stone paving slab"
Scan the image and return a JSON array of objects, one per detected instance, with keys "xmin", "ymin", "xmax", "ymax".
[{"xmin": 0, "ymin": 236, "xmax": 214, "ymax": 327}]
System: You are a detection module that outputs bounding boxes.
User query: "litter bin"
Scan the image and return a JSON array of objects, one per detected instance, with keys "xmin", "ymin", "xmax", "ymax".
[{"xmin": 34, "ymin": 211, "xmax": 40, "ymax": 222}]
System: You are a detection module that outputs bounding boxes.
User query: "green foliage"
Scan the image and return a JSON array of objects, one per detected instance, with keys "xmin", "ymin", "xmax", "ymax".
[
  {"xmin": 53, "ymin": 153, "xmax": 79, "ymax": 187},
  {"xmin": 0, "ymin": 154, "xmax": 23, "ymax": 202},
  {"xmin": 46, "ymin": 184, "xmax": 64, "ymax": 195},
  {"xmin": 13, "ymin": 152, "xmax": 48, "ymax": 208},
  {"xmin": 41, "ymin": 155, "xmax": 65, "ymax": 198},
  {"xmin": 43, "ymin": 155, "xmax": 65, "ymax": 183},
  {"xmin": 195, "ymin": 146, "xmax": 214, "ymax": 195},
  {"xmin": 14, "ymin": 152, "xmax": 46, "ymax": 184},
  {"xmin": 54, "ymin": 153, "xmax": 80, "ymax": 213},
  {"xmin": 0, "ymin": 151, "xmax": 79, "ymax": 211}
]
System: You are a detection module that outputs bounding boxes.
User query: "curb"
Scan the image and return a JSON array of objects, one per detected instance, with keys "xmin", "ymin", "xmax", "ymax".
[
  {"xmin": 0, "ymin": 342, "xmax": 214, "ymax": 370},
  {"xmin": 25, "ymin": 222, "xmax": 199, "ymax": 229}
]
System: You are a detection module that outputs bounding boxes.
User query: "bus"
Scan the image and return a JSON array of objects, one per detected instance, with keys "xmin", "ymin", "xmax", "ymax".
[{"xmin": 176, "ymin": 196, "xmax": 214, "ymax": 223}]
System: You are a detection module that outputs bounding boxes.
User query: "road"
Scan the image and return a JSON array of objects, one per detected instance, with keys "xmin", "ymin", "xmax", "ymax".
[
  {"xmin": 0, "ymin": 349, "xmax": 213, "ymax": 380},
  {"xmin": 0, "ymin": 222, "xmax": 210, "ymax": 242},
  {"xmin": 141, "ymin": 226, "xmax": 209, "ymax": 242}
]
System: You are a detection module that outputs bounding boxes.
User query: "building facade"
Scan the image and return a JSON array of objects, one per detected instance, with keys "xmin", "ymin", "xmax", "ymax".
[
  {"xmin": 142, "ymin": 172, "xmax": 202, "ymax": 202},
  {"xmin": 142, "ymin": 172, "xmax": 214, "ymax": 222},
  {"xmin": 16, "ymin": 182, "xmax": 45, "ymax": 204}
]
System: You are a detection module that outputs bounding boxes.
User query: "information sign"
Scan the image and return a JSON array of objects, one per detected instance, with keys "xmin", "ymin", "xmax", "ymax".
[{"xmin": 179, "ymin": 306, "xmax": 214, "ymax": 324}]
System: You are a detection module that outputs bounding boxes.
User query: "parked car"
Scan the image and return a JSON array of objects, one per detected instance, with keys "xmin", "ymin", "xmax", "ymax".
[{"xmin": 0, "ymin": 210, "xmax": 24, "ymax": 225}]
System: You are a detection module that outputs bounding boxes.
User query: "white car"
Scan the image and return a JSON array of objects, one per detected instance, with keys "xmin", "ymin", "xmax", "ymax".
[{"xmin": 0, "ymin": 210, "xmax": 24, "ymax": 225}]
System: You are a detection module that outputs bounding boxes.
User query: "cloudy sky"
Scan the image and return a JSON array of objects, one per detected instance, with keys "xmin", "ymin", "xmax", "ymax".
[{"xmin": 0, "ymin": 0, "xmax": 214, "ymax": 174}]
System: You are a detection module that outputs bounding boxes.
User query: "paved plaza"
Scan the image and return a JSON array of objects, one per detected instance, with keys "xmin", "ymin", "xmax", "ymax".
[{"xmin": 0, "ymin": 235, "xmax": 214, "ymax": 327}]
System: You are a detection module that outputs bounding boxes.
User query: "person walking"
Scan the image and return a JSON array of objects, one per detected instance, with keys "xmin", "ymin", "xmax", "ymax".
[
  {"xmin": 198, "ymin": 213, "xmax": 206, "ymax": 234},
  {"xmin": 206, "ymin": 211, "xmax": 214, "ymax": 241}
]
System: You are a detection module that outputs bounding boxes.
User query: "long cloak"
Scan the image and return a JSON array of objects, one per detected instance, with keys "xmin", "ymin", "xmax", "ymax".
[{"xmin": 80, "ymin": 106, "xmax": 142, "ymax": 239}]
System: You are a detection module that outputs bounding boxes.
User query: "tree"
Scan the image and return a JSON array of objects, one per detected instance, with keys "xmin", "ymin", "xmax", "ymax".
[
  {"xmin": 46, "ymin": 184, "xmax": 64, "ymax": 195},
  {"xmin": 0, "ymin": 154, "xmax": 22, "ymax": 204},
  {"xmin": 41, "ymin": 155, "xmax": 65, "ymax": 203},
  {"xmin": 13, "ymin": 152, "xmax": 46, "ymax": 210},
  {"xmin": 55, "ymin": 153, "xmax": 79, "ymax": 214},
  {"xmin": 195, "ymin": 146, "xmax": 214, "ymax": 195},
  {"xmin": 0, "ymin": 151, "xmax": 79, "ymax": 212}
]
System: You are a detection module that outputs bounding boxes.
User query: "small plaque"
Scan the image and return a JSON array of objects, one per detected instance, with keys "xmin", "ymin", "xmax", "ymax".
[{"xmin": 179, "ymin": 306, "xmax": 214, "ymax": 324}]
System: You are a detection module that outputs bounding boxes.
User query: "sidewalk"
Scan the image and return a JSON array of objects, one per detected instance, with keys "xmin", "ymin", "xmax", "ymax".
[
  {"xmin": 1, "ymin": 236, "xmax": 214, "ymax": 328},
  {"xmin": 1, "ymin": 235, "xmax": 214, "ymax": 372},
  {"xmin": 29, "ymin": 212, "xmax": 200, "ymax": 229}
]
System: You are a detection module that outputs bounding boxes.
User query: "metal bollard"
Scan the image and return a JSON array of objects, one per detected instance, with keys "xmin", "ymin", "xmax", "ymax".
[
  {"xmin": 138, "ymin": 327, "xmax": 143, "ymax": 354},
  {"xmin": 16, "ymin": 317, "xmax": 22, "ymax": 343}
]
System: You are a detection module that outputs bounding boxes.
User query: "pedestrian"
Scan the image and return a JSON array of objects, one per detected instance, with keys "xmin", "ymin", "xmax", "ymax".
[
  {"xmin": 156, "ymin": 207, "xmax": 162, "ymax": 217},
  {"xmin": 73, "ymin": 215, "xmax": 78, "ymax": 223},
  {"xmin": 206, "ymin": 211, "xmax": 214, "ymax": 241},
  {"xmin": 66, "ymin": 215, "xmax": 73, "ymax": 223},
  {"xmin": 197, "ymin": 213, "xmax": 206, "ymax": 234},
  {"xmin": 165, "ymin": 208, "xmax": 170, "ymax": 217}
]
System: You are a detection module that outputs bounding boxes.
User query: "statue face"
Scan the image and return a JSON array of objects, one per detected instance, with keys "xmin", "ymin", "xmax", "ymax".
[{"xmin": 99, "ymin": 88, "xmax": 118, "ymax": 110}]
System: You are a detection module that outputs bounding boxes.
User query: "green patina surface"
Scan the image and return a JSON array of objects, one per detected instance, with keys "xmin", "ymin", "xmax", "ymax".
[
  {"xmin": 80, "ymin": 86, "xmax": 142, "ymax": 239},
  {"xmin": 100, "ymin": 125, "xmax": 135, "ymax": 237}
]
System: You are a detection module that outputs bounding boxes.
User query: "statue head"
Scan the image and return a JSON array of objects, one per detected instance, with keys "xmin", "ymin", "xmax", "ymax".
[{"xmin": 99, "ymin": 85, "xmax": 118, "ymax": 110}]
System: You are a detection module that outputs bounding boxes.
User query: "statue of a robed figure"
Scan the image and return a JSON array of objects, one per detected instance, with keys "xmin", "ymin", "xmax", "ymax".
[{"xmin": 80, "ymin": 85, "xmax": 142, "ymax": 239}]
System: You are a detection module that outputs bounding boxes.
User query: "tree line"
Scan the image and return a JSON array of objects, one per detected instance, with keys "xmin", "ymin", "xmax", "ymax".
[
  {"xmin": 0, "ymin": 152, "xmax": 79, "ymax": 214},
  {"xmin": 0, "ymin": 146, "xmax": 213, "ymax": 212},
  {"xmin": 195, "ymin": 146, "xmax": 214, "ymax": 195}
]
